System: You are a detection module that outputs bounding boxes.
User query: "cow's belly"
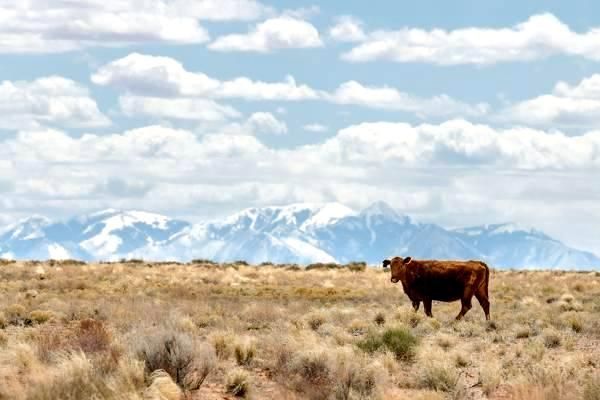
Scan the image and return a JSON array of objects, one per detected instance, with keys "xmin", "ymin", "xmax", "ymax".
[{"xmin": 414, "ymin": 278, "xmax": 465, "ymax": 302}]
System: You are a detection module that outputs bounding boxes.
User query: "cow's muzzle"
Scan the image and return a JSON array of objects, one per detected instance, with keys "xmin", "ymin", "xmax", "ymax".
[{"xmin": 391, "ymin": 277, "xmax": 399, "ymax": 283}]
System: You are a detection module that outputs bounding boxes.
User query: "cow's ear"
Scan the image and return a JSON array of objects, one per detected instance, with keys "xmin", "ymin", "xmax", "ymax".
[
  {"xmin": 403, "ymin": 257, "xmax": 412, "ymax": 265},
  {"xmin": 382, "ymin": 259, "xmax": 391, "ymax": 268}
]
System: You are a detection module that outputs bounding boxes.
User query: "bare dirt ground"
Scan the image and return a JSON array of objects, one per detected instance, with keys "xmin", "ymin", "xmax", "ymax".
[{"xmin": 0, "ymin": 259, "xmax": 599, "ymax": 400}]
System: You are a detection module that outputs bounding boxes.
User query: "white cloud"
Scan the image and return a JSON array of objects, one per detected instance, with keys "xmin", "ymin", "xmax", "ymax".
[
  {"xmin": 282, "ymin": 6, "xmax": 321, "ymax": 19},
  {"xmin": 92, "ymin": 53, "xmax": 319, "ymax": 100},
  {"xmin": 245, "ymin": 112, "xmax": 288, "ymax": 134},
  {"xmin": 0, "ymin": 76, "xmax": 109, "ymax": 129},
  {"xmin": 203, "ymin": 112, "xmax": 288, "ymax": 136},
  {"xmin": 0, "ymin": 0, "xmax": 224, "ymax": 53},
  {"xmin": 208, "ymin": 16, "xmax": 323, "ymax": 52},
  {"xmin": 166, "ymin": 0, "xmax": 273, "ymax": 21},
  {"xmin": 0, "ymin": 0, "xmax": 277, "ymax": 53},
  {"xmin": 502, "ymin": 74, "xmax": 600, "ymax": 128},
  {"xmin": 93, "ymin": 53, "xmax": 486, "ymax": 120},
  {"xmin": 119, "ymin": 95, "xmax": 241, "ymax": 121},
  {"xmin": 329, "ymin": 81, "xmax": 489, "ymax": 117},
  {"xmin": 3, "ymin": 121, "xmax": 600, "ymax": 253},
  {"xmin": 329, "ymin": 16, "xmax": 366, "ymax": 42},
  {"xmin": 341, "ymin": 13, "xmax": 600, "ymax": 65},
  {"xmin": 298, "ymin": 120, "xmax": 600, "ymax": 170},
  {"xmin": 303, "ymin": 123, "xmax": 328, "ymax": 133}
]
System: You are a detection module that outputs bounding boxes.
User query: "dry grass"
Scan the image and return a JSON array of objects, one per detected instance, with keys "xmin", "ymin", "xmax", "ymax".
[{"xmin": 0, "ymin": 261, "xmax": 599, "ymax": 399}]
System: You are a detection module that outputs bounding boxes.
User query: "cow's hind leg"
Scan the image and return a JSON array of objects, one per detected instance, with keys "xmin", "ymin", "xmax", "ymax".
[
  {"xmin": 475, "ymin": 289, "xmax": 490, "ymax": 321},
  {"xmin": 423, "ymin": 299, "xmax": 433, "ymax": 318},
  {"xmin": 456, "ymin": 286, "xmax": 475, "ymax": 320},
  {"xmin": 412, "ymin": 300, "xmax": 420, "ymax": 312},
  {"xmin": 456, "ymin": 297, "xmax": 472, "ymax": 320}
]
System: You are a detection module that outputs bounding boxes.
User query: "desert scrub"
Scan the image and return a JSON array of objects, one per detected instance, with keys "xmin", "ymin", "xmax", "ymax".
[
  {"xmin": 306, "ymin": 311, "xmax": 326, "ymax": 331},
  {"xmin": 333, "ymin": 356, "xmax": 381, "ymax": 400},
  {"xmin": 5, "ymin": 303, "xmax": 28, "ymax": 325},
  {"xmin": 347, "ymin": 319, "xmax": 369, "ymax": 336},
  {"xmin": 560, "ymin": 311, "xmax": 585, "ymax": 333},
  {"xmin": 211, "ymin": 331, "xmax": 235, "ymax": 360},
  {"xmin": 134, "ymin": 328, "xmax": 214, "ymax": 389},
  {"xmin": 584, "ymin": 375, "xmax": 600, "ymax": 400},
  {"xmin": 479, "ymin": 361, "xmax": 502, "ymax": 395},
  {"xmin": 346, "ymin": 261, "xmax": 367, "ymax": 272},
  {"xmin": 515, "ymin": 325, "xmax": 532, "ymax": 339},
  {"xmin": 29, "ymin": 310, "xmax": 54, "ymax": 325},
  {"xmin": 374, "ymin": 312, "xmax": 385, "ymax": 326},
  {"xmin": 357, "ymin": 327, "xmax": 418, "ymax": 361},
  {"xmin": 76, "ymin": 319, "xmax": 111, "ymax": 354},
  {"xmin": 144, "ymin": 370, "xmax": 182, "ymax": 400},
  {"xmin": 226, "ymin": 368, "xmax": 250, "ymax": 397},
  {"xmin": 418, "ymin": 360, "xmax": 459, "ymax": 392},
  {"xmin": 435, "ymin": 334, "xmax": 455, "ymax": 351},
  {"xmin": 25, "ymin": 352, "xmax": 145, "ymax": 400},
  {"xmin": 543, "ymin": 329, "xmax": 562, "ymax": 348},
  {"xmin": 234, "ymin": 340, "xmax": 256, "ymax": 366}
]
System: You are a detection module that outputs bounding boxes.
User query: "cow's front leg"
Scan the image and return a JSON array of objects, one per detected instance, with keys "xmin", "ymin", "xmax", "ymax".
[
  {"xmin": 423, "ymin": 299, "xmax": 433, "ymax": 317},
  {"xmin": 412, "ymin": 300, "xmax": 420, "ymax": 312}
]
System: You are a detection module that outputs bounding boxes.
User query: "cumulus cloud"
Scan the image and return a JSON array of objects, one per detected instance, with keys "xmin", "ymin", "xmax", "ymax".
[
  {"xmin": 310, "ymin": 120, "xmax": 600, "ymax": 169},
  {"xmin": 202, "ymin": 112, "xmax": 288, "ymax": 136},
  {"xmin": 208, "ymin": 16, "xmax": 323, "ymax": 52},
  {"xmin": 0, "ymin": 0, "xmax": 278, "ymax": 53},
  {"xmin": 245, "ymin": 112, "xmax": 288, "ymax": 134},
  {"xmin": 501, "ymin": 74, "xmax": 600, "ymax": 128},
  {"xmin": 329, "ymin": 16, "xmax": 366, "ymax": 42},
  {"xmin": 93, "ymin": 53, "xmax": 486, "ymax": 120},
  {"xmin": 0, "ymin": 76, "xmax": 110, "ymax": 129},
  {"xmin": 5, "ymin": 120, "xmax": 600, "ymax": 172},
  {"xmin": 328, "ymin": 81, "xmax": 489, "ymax": 117},
  {"xmin": 119, "ymin": 96, "xmax": 241, "ymax": 122},
  {"xmin": 92, "ymin": 53, "xmax": 319, "ymax": 101},
  {"xmin": 341, "ymin": 13, "xmax": 600, "ymax": 65},
  {"xmin": 3, "ymin": 120, "xmax": 600, "ymax": 252}
]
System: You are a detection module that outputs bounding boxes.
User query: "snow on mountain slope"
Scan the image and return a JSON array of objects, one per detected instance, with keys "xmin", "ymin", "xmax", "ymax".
[
  {"xmin": 0, "ymin": 210, "xmax": 189, "ymax": 261},
  {"xmin": 78, "ymin": 209, "xmax": 187, "ymax": 259},
  {"xmin": 1, "ymin": 203, "xmax": 599, "ymax": 269},
  {"xmin": 0, "ymin": 216, "xmax": 51, "ymax": 242},
  {"xmin": 454, "ymin": 223, "xmax": 598, "ymax": 269},
  {"xmin": 137, "ymin": 204, "xmax": 344, "ymax": 264}
]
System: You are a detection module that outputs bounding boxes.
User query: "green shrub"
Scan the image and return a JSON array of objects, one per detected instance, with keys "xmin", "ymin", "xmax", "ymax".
[{"xmin": 357, "ymin": 327, "xmax": 417, "ymax": 361}]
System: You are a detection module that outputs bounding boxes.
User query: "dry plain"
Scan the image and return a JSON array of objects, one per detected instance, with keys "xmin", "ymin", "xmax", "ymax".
[{"xmin": 0, "ymin": 259, "xmax": 599, "ymax": 400}]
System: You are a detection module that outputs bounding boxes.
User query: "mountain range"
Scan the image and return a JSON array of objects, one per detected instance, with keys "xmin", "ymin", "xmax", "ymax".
[{"xmin": 1, "ymin": 202, "xmax": 599, "ymax": 270}]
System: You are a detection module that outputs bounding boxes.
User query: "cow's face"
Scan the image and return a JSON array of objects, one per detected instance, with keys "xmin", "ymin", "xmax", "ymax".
[{"xmin": 383, "ymin": 256, "xmax": 412, "ymax": 283}]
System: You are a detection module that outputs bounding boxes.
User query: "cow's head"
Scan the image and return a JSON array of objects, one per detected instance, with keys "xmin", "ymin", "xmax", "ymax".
[{"xmin": 383, "ymin": 256, "xmax": 412, "ymax": 284}]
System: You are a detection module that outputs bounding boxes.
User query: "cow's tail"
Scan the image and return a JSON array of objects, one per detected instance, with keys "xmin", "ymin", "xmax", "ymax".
[{"xmin": 479, "ymin": 261, "xmax": 490, "ymax": 297}]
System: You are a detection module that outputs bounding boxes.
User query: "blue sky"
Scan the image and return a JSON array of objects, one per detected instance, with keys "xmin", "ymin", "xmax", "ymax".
[{"xmin": 1, "ymin": 0, "xmax": 600, "ymax": 255}]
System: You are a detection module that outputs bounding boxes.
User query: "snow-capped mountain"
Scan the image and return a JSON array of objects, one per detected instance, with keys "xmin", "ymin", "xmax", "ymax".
[
  {"xmin": 1, "ymin": 203, "xmax": 599, "ymax": 270},
  {"xmin": 454, "ymin": 223, "xmax": 600, "ymax": 270},
  {"xmin": 0, "ymin": 209, "xmax": 189, "ymax": 261},
  {"xmin": 136, "ymin": 203, "xmax": 354, "ymax": 264}
]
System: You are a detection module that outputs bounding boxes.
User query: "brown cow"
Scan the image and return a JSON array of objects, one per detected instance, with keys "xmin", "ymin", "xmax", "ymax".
[{"xmin": 383, "ymin": 257, "xmax": 490, "ymax": 320}]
